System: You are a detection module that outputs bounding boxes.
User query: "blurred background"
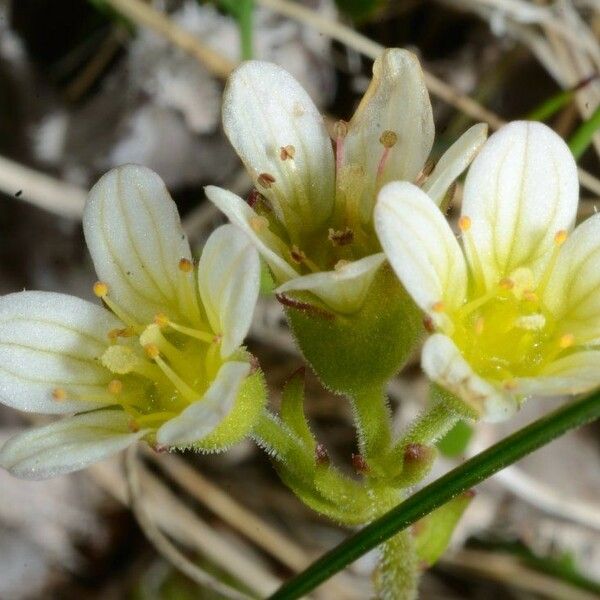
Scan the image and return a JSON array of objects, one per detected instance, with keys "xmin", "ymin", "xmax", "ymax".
[{"xmin": 0, "ymin": 0, "xmax": 599, "ymax": 598}]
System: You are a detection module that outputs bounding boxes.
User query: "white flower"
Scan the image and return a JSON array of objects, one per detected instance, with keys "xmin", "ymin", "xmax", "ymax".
[
  {"xmin": 0, "ymin": 165, "xmax": 262, "ymax": 479},
  {"xmin": 375, "ymin": 121, "xmax": 600, "ymax": 422},
  {"xmin": 206, "ymin": 49, "xmax": 488, "ymax": 313}
]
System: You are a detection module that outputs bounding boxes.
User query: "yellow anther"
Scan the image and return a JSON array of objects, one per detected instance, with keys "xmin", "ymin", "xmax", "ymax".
[
  {"xmin": 499, "ymin": 277, "xmax": 514, "ymax": 290},
  {"xmin": 250, "ymin": 216, "xmax": 268, "ymax": 232},
  {"xmin": 128, "ymin": 419, "xmax": 140, "ymax": 433},
  {"xmin": 559, "ymin": 333, "xmax": 575, "ymax": 349},
  {"xmin": 379, "ymin": 130, "xmax": 398, "ymax": 149},
  {"xmin": 257, "ymin": 172, "xmax": 276, "ymax": 188},
  {"xmin": 52, "ymin": 387, "xmax": 67, "ymax": 402},
  {"xmin": 144, "ymin": 343, "xmax": 160, "ymax": 360},
  {"xmin": 554, "ymin": 230, "xmax": 568, "ymax": 246},
  {"xmin": 107, "ymin": 327, "xmax": 134, "ymax": 341},
  {"xmin": 178, "ymin": 258, "xmax": 193, "ymax": 273},
  {"xmin": 280, "ymin": 145, "xmax": 296, "ymax": 160},
  {"xmin": 432, "ymin": 301, "xmax": 446, "ymax": 313},
  {"xmin": 503, "ymin": 379, "xmax": 518, "ymax": 391},
  {"xmin": 334, "ymin": 120, "xmax": 348, "ymax": 139},
  {"xmin": 523, "ymin": 291, "xmax": 539, "ymax": 303},
  {"xmin": 154, "ymin": 313, "xmax": 169, "ymax": 328},
  {"xmin": 93, "ymin": 281, "xmax": 108, "ymax": 298},
  {"xmin": 458, "ymin": 216, "xmax": 472, "ymax": 232},
  {"xmin": 107, "ymin": 379, "xmax": 123, "ymax": 395},
  {"xmin": 474, "ymin": 316, "xmax": 485, "ymax": 335}
]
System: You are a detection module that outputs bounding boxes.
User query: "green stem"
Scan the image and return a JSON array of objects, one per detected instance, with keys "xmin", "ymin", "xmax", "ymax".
[
  {"xmin": 569, "ymin": 101, "xmax": 600, "ymax": 160},
  {"xmin": 238, "ymin": 0, "xmax": 253, "ymax": 60},
  {"xmin": 350, "ymin": 386, "xmax": 392, "ymax": 465},
  {"xmin": 267, "ymin": 391, "xmax": 600, "ymax": 600}
]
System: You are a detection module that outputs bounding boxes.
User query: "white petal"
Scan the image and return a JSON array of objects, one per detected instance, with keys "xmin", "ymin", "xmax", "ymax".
[
  {"xmin": 375, "ymin": 182, "xmax": 467, "ymax": 320},
  {"xmin": 222, "ymin": 61, "xmax": 335, "ymax": 233},
  {"xmin": 515, "ymin": 351, "xmax": 600, "ymax": 396},
  {"xmin": 0, "ymin": 410, "xmax": 146, "ymax": 479},
  {"xmin": 205, "ymin": 185, "xmax": 298, "ymax": 283},
  {"xmin": 422, "ymin": 123, "xmax": 488, "ymax": 206},
  {"xmin": 422, "ymin": 334, "xmax": 517, "ymax": 422},
  {"xmin": 156, "ymin": 361, "xmax": 250, "ymax": 446},
  {"xmin": 84, "ymin": 165, "xmax": 196, "ymax": 324},
  {"xmin": 0, "ymin": 291, "xmax": 120, "ymax": 414},
  {"xmin": 462, "ymin": 121, "xmax": 578, "ymax": 288},
  {"xmin": 198, "ymin": 225, "xmax": 260, "ymax": 357},
  {"xmin": 276, "ymin": 253, "xmax": 386, "ymax": 314},
  {"xmin": 543, "ymin": 213, "xmax": 600, "ymax": 344},
  {"xmin": 344, "ymin": 49, "xmax": 434, "ymax": 197}
]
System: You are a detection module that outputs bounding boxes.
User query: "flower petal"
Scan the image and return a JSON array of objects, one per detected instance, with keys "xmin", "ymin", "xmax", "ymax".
[
  {"xmin": 222, "ymin": 61, "xmax": 335, "ymax": 233},
  {"xmin": 462, "ymin": 121, "xmax": 578, "ymax": 288},
  {"xmin": 344, "ymin": 49, "xmax": 434, "ymax": 204},
  {"xmin": 543, "ymin": 213, "xmax": 600, "ymax": 344},
  {"xmin": 422, "ymin": 123, "xmax": 488, "ymax": 206},
  {"xmin": 198, "ymin": 225, "xmax": 260, "ymax": 357},
  {"xmin": 0, "ymin": 291, "xmax": 120, "ymax": 414},
  {"xmin": 375, "ymin": 181, "xmax": 467, "ymax": 322},
  {"xmin": 422, "ymin": 334, "xmax": 517, "ymax": 422},
  {"xmin": 0, "ymin": 410, "xmax": 146, "ymax": 479},
  {"xmin": 515, "ymin": 350, "xmax": 600, "ymax": 396},
  {"xmin": 205, "ymin": 185, "xmax": 298, "ymax": 283},
  {"xmin": 84, "ymin": 165, "xmax": 196, "ymax": 325},
  {"xmin": 156, "ymin": 361, "xmax": 250, "ymax": 446},
  {"xmin": 276, "ymin": 253, "xmax": 386, "ymax": 314}
]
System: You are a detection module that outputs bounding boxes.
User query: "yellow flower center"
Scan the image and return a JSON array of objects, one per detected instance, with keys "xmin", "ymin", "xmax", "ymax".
[
  {"xmin": 449, "ymin": 230, "xmax": 574, "ymax": 386},
  {"xmin": 54, "ymin": 263, "xmax": 222, "ymax": 433}
]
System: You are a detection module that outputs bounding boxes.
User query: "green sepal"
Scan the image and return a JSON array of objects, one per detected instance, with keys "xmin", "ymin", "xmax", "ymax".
[
  {"xmin": 280, "ymin": 368, "xmax": 315, "ymax": 450},
  {"xmin": 437, "ymin": 420, "xmax": 473, "ymax": 457},
  {"xmin": 284, "ymin": 264, "xmax": 422, "ymax": 396},
  {"xmin": 413, "ymin": 491, "xmax": 474, "ymax": 567},
  {"xmin": 193, "ymin": 367, "xmax": 267, "ymax": 453},
  {"xmin": 259, "ymin": 258, "xmax": 276, "ymax": 295}
]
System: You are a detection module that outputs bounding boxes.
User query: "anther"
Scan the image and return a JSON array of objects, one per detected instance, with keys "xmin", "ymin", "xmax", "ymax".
[
  {"xmin": 279, "ymin": 145, "xmax": 296, "ymax": 160},
  {"xmin": 250, "ymin": 216, "xmax": 268, "ymax": 232},
  {"xmin": 315, "ymin": 443, "xmax": 329, "ymax": 466},
  {"xmin": 290, "ymin": 245, "xmax": 306, "ymax": 264},
  {"xmin": 93, "ymin": 281, "xmax": 108, "ymax": 298},
  {"xmin": 257, "ymin": 173, "xmax": 276, "ymax": 189},
  {"xmin": 559, "ymin": 333, "xmax": 575, "ymax": 349},
  {"xmin": 144, "ymin": 343, "xmax": 160, "ymax": 360},
  {"xmin": 107, "ymin": 379, "xmax": 123, "ymax": 395},
  {"xmin": 128, "ymin": 418, "xmax": 140, "ymax": 433},
  {"xmin": 554, "ymin": 230, "xmax": 568, "ymax": 246},
  {"xmin": 499, "ymin": 277, "xmax": 514, "ymax": 290},
  {"xmin": 414, "ymin": 158, "xmax": 435, "ymax": 187},
  {"xmin": 379, "ymin": 130, "xmax": 398, "ymax": 149},
  {"xmin": 458, "ymin": 216, "xmax": 472, "ymax": 232},
  {"xmin": 432, "ymin": 301, "xmax": 445, "ymax": 313},
  {"xmin": 423, "ymin": 316, "xmax": 435, "ymax": 333},
  {"xmin": 52, "ymin": 387, "xmax": 67, "ymax": 402},
  {"xmin": 503, "ymin": 379, "xmax": 518, "ymax": 391},
  {"xmin": 328, "ymin": 227, "xmax": 354, "ymax": 246},
  {"xmin": 178, "ymin": 258, "xmax": 193, "ymax": 273},
  {"xmin": 523, "ymin": 291, "xmax": 539, "ymax": 303},
  {"xmin": 154, "ymin": 313, "xmax": 169, "ymax": 328},
  {"xmin": 351, "ymin": 453, "xmax": 369, "ymax": 474},
  {"xmin": 334, "ymin": 120, "xmax": 348, "ymax": 139},
  {"xmin": 107, "ymin": 326, "xmax": 134, "ymax": 342}
]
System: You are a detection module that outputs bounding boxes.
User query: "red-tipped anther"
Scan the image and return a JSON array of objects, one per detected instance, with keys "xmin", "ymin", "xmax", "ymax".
[{"xmin": 315, "ymin": 443, "xmax": 329, "ymax": 466}]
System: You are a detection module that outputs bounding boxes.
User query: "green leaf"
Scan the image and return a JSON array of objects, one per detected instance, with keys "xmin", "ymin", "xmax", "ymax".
[
  {"xmin": 568, "ymin": 102, "xmax": 600, "ymax": 160},
  {"xmin": 266, "ymin": 390, "xmax": 600, "ymax": 599},
  {"xmin": 280, "ymin": 368, "xmax": 315, "ymax": 450},
  {"xmin": 414, "ymin": 491, "xmax": 473, "ymax": 566}
]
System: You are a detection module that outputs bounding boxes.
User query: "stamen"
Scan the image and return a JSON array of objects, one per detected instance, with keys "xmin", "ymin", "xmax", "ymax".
[
  {"xmin": 290, "ymin": 245, "xmax": 320, "ymax": 272},
  {"xmin": 537, "ymin": 229, "xmax": 569, "ymax": 295},
  {"xmin": 177, "ymin": 258, "xmax": 202, "ymax": 324},
  {"xmin": 414, "ymin": 158, "xmax": 436, "ymax": 187},
  {"xmin": 52, "ymin": 387, "xmax": 67, "ymax": 402},
  {"xmin": 93, "ymin": 281, "xmax": 139, "ymax": 328},
  {"xmin": 559, "ymin": 333, "xmax": 575, "ymax": 348},
  {"xmin": 108, "ymin": 326, "xmax": 135, "ymax": 342},
  {"xmin": 328, "ymin": 227, "xmax": 354, "ymax": 246},
  {"xmin": 376, "ymin": 130, "xmax": 398, "ymax": 183},
  {"xmin": 503, "ymin": 379, "xmax": 518, "ymax": 391},
  {"xmin": 279, "ymin": 145, "xmax": 296, "ymax": 160},
  {"xmin": 164, "ymin": 319, "xmax": 215, "ymax": 344},
  {"xmin": 554, "ymin": 230, "xmax": 568, "ymax": 246},
  {"xmin": 257, "ymin": 173, "xmax": 276, "ymax": 189},
  {"xmin": 474, "ymin": 316, "xmax": 485, "ymax": 335},
  {"xmin": 458, "ymin": 218, "xmax": 486, "ymax": 294},
  {"xmin": 107, "ymin": 379, "xmax": 123, "ymax": 395},
  {"xmin": 250, "ymin": 216, "xmax": 269, "ymax": 232},
  {"xmin": 144, "ymin": 344, "xmax": 199, "ymax": 403},
  {"xmin": 499, "ymin": 277, "xmax": 514, "ymax": 290},
  {"xmin": 334, "ymin": 120, "xmax": 348, "ymax": 175},
  {"xmin": 523, "ymin": 291, "xmax": 539, "ymax": 304}
]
